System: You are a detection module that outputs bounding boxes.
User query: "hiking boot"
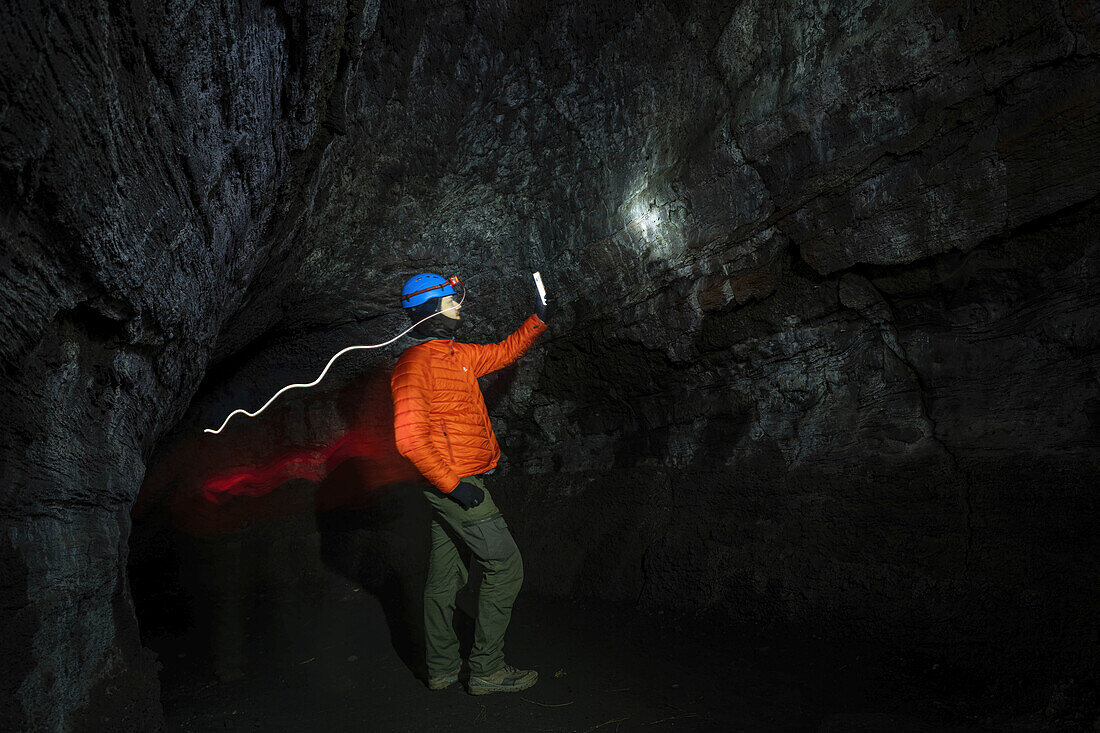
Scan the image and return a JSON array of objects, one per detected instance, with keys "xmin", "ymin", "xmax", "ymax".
[
  {"xmin": 428, "ymin": 666, "xmax": 460, "ymax": 691},
  {"xmin": 468, "ymin": 664, "xmax": 538, "ymax": 695}
]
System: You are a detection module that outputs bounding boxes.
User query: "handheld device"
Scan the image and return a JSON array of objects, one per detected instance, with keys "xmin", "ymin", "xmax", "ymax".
[{"xmin": 533, "ymin": 271, "xmax": 547, "ymax": 305}]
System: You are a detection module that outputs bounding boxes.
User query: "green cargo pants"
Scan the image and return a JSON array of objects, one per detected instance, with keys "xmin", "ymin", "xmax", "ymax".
[{"xmin": 422, "ymin": 475, "xmax": 523, "ymax": 678}]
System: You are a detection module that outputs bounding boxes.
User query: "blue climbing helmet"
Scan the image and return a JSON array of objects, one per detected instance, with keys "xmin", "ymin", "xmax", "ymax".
[{"xmin": 401, "ymin": 272, "xmax": 461, "ymax": 309}]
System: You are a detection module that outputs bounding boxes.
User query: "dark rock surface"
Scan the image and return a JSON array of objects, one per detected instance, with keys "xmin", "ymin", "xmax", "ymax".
[{"xmin": 2, "ymin": 0, "xmax": 1099, "ymax": 729}]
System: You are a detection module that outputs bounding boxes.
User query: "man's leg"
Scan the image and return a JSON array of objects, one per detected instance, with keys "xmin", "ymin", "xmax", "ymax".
[
  {"xmin": 426, "ymin": 476, "xmax": 536, "ymax": 693},
  {"xmin": 468, "ymin": 544, "xmax": 523, "ymax": 676},
  {"xmin": 422, "ymin": 515, "xmax": 467, "ymax": 683}
]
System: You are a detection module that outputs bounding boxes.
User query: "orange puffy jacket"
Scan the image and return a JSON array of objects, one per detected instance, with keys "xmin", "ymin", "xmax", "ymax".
[{"xmin": 391, "ymin": 314, "xmax": 547, "ymax": 492}]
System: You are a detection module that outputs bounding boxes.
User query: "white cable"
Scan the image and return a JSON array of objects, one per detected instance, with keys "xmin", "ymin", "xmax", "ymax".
[{"xmin": 204, "ymin": 292, "xmax": 465, "ymax": 435}]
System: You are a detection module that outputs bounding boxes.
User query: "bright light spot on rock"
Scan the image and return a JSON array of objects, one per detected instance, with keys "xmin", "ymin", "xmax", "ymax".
[{"xmin": 629, "ymin": 200, "xmax": 661, "ymax": 237}]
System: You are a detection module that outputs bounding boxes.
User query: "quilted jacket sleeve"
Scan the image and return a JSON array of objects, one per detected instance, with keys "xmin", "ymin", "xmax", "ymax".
[
  {"xmin": 391, "ymin": 347, "xmax": 461, "ymax": 492},
  {"xmin": 466, "ymin": 314, "xmax": 548, "ymax": 378}
]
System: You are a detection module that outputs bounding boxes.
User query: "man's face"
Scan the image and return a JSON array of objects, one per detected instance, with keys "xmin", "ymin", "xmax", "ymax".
[{"xmin": 439, "ymin": 294, "xmax": 462, "ymax": 320}]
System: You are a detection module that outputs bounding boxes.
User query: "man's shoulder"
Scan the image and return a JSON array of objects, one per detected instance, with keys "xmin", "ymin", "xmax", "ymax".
[
  {"xmin": 397, "ymin": 339, "xmax": 451, "ymax": 365},
  {"xmin": 397, "ymin": 341, "xmax": 428, "ymax": 360},
  {"xmin": 450, "ymin": 340, "xmax": 485, "ymax": 359}
]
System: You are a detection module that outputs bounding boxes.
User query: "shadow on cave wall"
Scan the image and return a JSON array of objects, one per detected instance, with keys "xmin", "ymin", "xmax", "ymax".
[
  {"xmin": 128, "ymin": 364, "xmax": 446, "ymax": 684},
  {"xmin": 313, "ymin": 366, "xmax": 432, "ymax": 681}
]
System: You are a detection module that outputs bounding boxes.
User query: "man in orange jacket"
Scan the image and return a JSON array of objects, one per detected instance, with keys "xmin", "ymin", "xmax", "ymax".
[{"xmin": 391, "ymin": 272, "xmax": 550, "ymax": 695}]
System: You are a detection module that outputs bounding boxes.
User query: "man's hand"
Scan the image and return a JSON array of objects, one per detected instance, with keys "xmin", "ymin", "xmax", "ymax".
[{"xmin": 447, "ymin": 478, "xmax": 484, "ymax": 509}]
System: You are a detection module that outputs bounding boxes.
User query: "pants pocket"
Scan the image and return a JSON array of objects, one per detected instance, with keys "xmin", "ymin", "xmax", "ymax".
[{"xmin": 460, "ymin": 514, "xmax": 518, "ymax": 562}]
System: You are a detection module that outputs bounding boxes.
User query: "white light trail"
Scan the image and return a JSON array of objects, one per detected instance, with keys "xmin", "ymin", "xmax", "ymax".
[{"xmin": 204, "ymin": 292, "xmax": 465, "ymax": 435}]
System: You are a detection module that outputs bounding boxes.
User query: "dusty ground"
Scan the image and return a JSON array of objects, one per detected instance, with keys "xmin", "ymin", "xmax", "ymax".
[{"xmin": 141, "ymin": 570, "xmax": 1077, "ymax": 733}]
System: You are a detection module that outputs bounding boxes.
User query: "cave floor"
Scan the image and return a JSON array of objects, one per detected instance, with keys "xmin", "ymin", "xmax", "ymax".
[{"xmin": 150, "ymin": 577, "xmax": 1031, "ymax": 733}]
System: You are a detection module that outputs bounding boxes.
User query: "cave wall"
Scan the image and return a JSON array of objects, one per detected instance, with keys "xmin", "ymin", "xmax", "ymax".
[
  {"xmin": 2, "ymin": 0, "xmax": 1099, "ymax": 727},
  {"xmin": 0, "ymin": 0, "xmax": 365, "ymax": 728},
  {"xmin": 500, "ymin": 199, "xmax": 1100, "ymax": 677},
  {"xmin": 270, "ymin": 0, "xmax": 1099, "ymax": 678}
]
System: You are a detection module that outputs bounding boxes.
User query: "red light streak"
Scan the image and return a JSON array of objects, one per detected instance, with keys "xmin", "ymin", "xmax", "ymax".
[{"xmin": 200, "ymin": 430, "xmax": 418, "ymax": 504}]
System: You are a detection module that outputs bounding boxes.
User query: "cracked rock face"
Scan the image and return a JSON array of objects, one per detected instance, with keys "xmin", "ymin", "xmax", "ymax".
[{"xmin": 2, "ymin": 0, "xmax": 1099, "ymax": 727}]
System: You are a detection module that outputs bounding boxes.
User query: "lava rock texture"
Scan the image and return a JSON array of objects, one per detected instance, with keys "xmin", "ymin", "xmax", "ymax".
[{"xmin": 2, "ymin": 0, "xmax": 1099, "ymax": 728}]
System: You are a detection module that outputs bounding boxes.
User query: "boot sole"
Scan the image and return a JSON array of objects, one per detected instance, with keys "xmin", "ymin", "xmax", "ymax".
[
  {"xmin": 468, "ymin": 676, "xmax": 538, "ymax": 695},
  {"xmin": 427, "ymin": 671, "xmax": 460, "ymax": 691}
]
